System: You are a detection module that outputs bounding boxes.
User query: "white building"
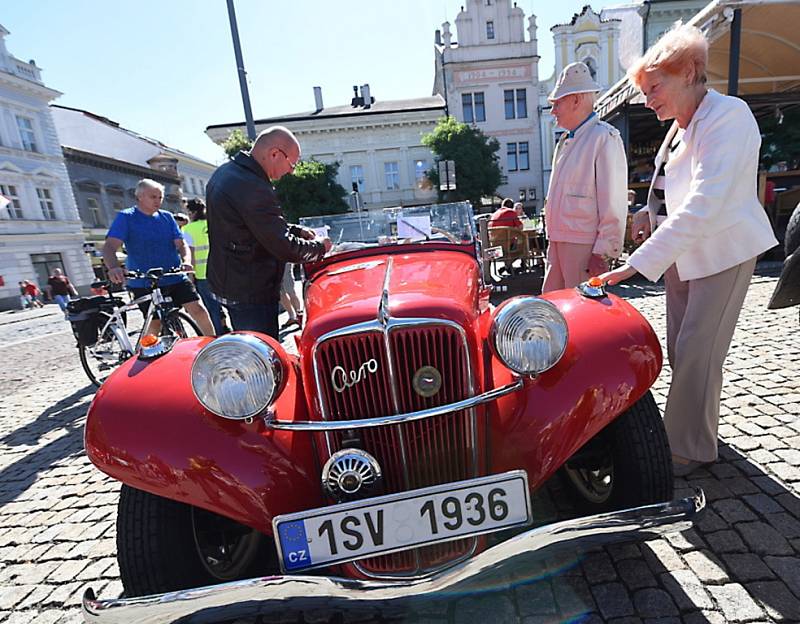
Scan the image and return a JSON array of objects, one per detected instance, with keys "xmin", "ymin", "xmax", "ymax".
[
  {"xmin": 433, "ymin": 0, "xmax": 544, "ymax": 212},
  {"xmin": 0, "ymin": 24, "xmax": 93, "ymax": 310},
  {"xmin": 538, "ymin": 6, "xmax": 625, "ymax": 191},
  {"xmin": 206, "ymin": 87, "xmax": 444, "ymax": 210},
  {"xmin": 51, "ymin": 105, "xmax": 216, "ymax": 203}
]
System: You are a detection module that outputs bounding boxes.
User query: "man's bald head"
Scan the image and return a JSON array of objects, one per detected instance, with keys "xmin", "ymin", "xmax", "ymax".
[{"xmin": 250, "ymin": 126, "xmax": 301, "ymax": 181}]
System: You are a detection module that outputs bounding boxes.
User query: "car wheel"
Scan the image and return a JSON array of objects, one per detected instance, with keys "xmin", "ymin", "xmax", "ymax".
[
  {"xmin": 560, "ymin": 390, "xmax": 673, "ymax": 513},
  {"xmin": 117, "ymin": 485, "xmax": 277, "ymax": 597}
]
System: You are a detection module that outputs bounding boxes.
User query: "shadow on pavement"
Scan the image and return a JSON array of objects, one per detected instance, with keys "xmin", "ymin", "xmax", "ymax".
[
  {"xmin": 0, "ymin": 384, "xmax": 93, "ymax": 509},
  {"xmin": 2, "ymin": 384, "xmax": 94, "ymax": 448}
]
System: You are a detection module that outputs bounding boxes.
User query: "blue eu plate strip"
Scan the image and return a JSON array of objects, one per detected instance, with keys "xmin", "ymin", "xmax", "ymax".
[{"xmin": 279, "ymin": 520, "xmax": 312, "ymax": 570}]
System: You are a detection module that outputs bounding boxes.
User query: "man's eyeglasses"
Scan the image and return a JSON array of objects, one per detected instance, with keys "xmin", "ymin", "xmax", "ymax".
[{"xmin": 276, "ymin": 147, "xmax": 299, "ymax": 170}]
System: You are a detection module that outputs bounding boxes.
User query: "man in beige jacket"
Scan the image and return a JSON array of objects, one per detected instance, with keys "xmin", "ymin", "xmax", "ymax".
[{"xmin": 543, "ymin": 62, "xmax": 628, "ymax": 292}]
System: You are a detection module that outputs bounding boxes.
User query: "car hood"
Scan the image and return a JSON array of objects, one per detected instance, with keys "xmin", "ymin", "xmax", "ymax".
[{"xmin": 302, "ymin": 249, "xmax": 481, "ymax": 342}]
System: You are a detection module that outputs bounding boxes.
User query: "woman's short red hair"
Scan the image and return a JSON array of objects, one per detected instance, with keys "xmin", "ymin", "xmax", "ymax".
[{"xmin": 628, "ymin": 24, "xmax": 709, "ymax": 89}]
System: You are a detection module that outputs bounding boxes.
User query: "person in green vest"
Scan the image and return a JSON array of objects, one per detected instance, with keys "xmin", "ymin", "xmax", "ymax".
[{"xmin": 183, "ymin": 199, "xmax": 227, "ymax": 335}]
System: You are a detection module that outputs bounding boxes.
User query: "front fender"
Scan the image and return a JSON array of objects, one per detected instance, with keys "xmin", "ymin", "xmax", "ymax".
[
  {"xmin": 488, "ymin": 289, "xmax": 663, "ymax": 489},
  {"xmin": 84, "ymin": 336, "xmax": 323, "ymax": 536}
]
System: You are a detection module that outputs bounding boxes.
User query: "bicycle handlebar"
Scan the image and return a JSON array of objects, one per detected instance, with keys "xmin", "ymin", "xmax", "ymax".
[{"xmin": 96, "ymin": 267, "xmax": 193, "ymax": 291}]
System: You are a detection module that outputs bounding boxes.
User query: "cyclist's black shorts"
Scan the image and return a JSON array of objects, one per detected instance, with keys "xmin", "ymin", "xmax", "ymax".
[{"xmin": 130, "ymin": 279, "xmax": 200, "ymax": 317}]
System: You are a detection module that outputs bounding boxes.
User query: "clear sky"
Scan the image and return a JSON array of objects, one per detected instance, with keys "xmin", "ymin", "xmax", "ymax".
[{"xmin": 3, "ymin": 0, "xmax": 592, "ymax": 165}]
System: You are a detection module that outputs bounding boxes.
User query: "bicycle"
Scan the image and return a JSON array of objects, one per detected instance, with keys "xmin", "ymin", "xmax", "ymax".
[{"xmin": 68, "ymin": 268, "xmax": 202, "ymax": 387}]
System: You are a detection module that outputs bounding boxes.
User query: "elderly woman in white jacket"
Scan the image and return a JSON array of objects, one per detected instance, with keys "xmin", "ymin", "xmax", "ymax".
[{"xmin": 600, "ymin": 24, "xmax": 777, "ymax": 476}]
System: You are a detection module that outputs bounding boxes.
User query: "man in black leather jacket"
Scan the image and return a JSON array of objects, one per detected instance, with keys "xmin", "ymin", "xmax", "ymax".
[{"xmin": 206, "ymin": 126, "xmax": 331, "ymax": 337}]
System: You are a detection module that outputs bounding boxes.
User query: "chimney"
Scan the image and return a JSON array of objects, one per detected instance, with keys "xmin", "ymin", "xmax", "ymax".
[
  {"xmin": 361, "ymin": 84, "xmax": 372, "ymax": 109},
  {"xmin": 435, "ymin": 29, "xmax": 442, "ymax": 45},
  {"xmin": 313, "ymin": 86, "xmax": 323, "ymax": 112},
  {"xmin": 350, "ymin": 85, "xmax": 363, "ymax": 108}
]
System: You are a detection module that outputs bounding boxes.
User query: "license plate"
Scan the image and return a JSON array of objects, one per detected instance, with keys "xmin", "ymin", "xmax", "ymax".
[{"xmin": 273, "ymin": 470, "xmax": 530, "ymax": 573}]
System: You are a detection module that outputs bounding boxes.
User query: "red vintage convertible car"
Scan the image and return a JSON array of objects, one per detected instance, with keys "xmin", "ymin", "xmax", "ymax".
[{"xmin": 82, "ymin": 203, "xmax": 704, "ymax": 623}]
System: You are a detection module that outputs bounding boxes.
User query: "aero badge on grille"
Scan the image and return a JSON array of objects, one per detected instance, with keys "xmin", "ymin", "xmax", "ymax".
[
  {"xmin": 413, "ymin": 365, "xmax": 442, "ymax": 398},
  {"xmin": 331, "ymin": 358, "xmax": 378, "ymax": 393}
]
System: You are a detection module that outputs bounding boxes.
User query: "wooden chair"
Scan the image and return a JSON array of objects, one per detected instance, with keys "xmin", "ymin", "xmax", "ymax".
[
  {"xmin": 488, "ymin": 226, "xmax": 526, "ymax": 275},
  {"xmin": 523, "ymin": 230, "xmax": 546, "ymax": 270}
]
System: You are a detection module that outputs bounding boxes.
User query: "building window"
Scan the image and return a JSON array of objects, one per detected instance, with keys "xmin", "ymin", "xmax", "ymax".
[
  {"xmin": 462, "ymin": 92, "xmax": 486, "ymax": 123},
  {"xmin": 384, "ymin": 162, "xmax": 400, "ymax": 190},
  {"xmin": 507, "ymin": 143, "xmax": 518, "ymax": 172},
  {"xmin": 16, "ymin": 116, "xmax": 38, "ymax": 152},
  {"xmin": 87, "ymin": 197, "xmax": 104, "ymax": 227},
  {"xmin": 0, "ymin": 184, "xmax": 24, "ymax": 219},
  {"xmin": 414, "ymin": 160, "xmax": 428, "ymax": 189},
  {"xmin": 519, "ymin": 142, "xmax": 530, "ymax": 170},
  {"xmin": 112, "ymin": 200, "xmax": 123, "ymax": 213},
  {"xmin": 486, "ymin": 21, "xmax": 495, "ymax": 40},
  {"xmin": 350, "ymin": 165, "xmax": 365, "ymax": 192},
  {"xmin": 36, "ymin": 188, "xmax": 56, "ymax": 220},
  {"xmin": 507, "ymin": 142, "xmax": 530, "ymax": 172},
  {"xmin": 516, "ymin": 89, "xmax": 528, "ymax": 118},
  {"xmin": 504, "ymin": 89, "xmax": 528, "ymax": 119}
]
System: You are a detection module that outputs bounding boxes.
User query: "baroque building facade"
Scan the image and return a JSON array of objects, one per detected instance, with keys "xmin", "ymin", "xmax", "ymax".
[
  {"xmin": 206, "ymin": 87, "xmax": 443, "ymax": 211},
  {"xmin": 433, "ymin": 0, "xmax": 544, "ymax": 212},
  {"xmin": 0, "ymin": 24, "xmax": 93, "ymax": 310}
]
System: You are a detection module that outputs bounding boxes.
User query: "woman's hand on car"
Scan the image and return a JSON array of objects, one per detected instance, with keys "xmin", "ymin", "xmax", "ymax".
[{"xmin": 599, "ymin": 263, "xmax": 638, "ymax": 286}]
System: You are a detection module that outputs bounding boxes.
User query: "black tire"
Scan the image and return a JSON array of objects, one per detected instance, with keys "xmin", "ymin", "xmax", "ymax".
[
  {"xmin": 560, "ymin": 391, "xmax": 673, "ymax": 513},
  {"xmin": 117, "ymin": 485, "xmax": 278, "ymax": 597},
  {"xmin": 78, "ymin": 326, "xmax": 132, "ymax": 388},
  {"xmin": 785, "ymin": 202, "xmax": 800, "ymax": 258},
  {"xmin": 162, "ymin": 309, "xmax": 202, "ymax": 338}
]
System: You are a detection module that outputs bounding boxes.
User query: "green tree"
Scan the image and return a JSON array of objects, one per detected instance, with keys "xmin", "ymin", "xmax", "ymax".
[
  {"xmin": 274, "ymin": 159, "xmax": 349, "ymax": 221},
  {"xmin": 221, "ymin": 129, "xmax": 252, "ymax": 159},
  {"xmin": 421, "ymin": 116, "xmax": 502, "ymax": 208}
]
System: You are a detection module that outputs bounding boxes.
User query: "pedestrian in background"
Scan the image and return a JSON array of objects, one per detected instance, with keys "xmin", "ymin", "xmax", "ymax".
[
  {"xmin": 46, "ymin": 267, "xmax": 78, "ymax": 319},
  {"xmin": 18, "ymin": 281, "xmax": 30, "ymax": 309},
  {"xmin": 488, "ymin": 197, "xmax": 524, "ymax": 229},
  {"xmin": 206, "ymin": 126, "xmax": 331, "ymax": 338},
  {"xmin": 600, "ymin": 24, "xmax": 778, "ymax": 476},
  {"xmin": 489, "ymin": 199, "xmax": 526, "ymax": 275},
  {"xmin": 174, "ymin": 212, "xmax": 190, "ymax": 229},
  {"xmin": 280, "ymin": 263, "xmax": 302, "ymax": 330},
  {"xmin": 543, "ymin": 61, "xmax": 627, "ymax": 292},
  {"xmin": 23, "ymin": 280, "xmax": 44, "ymax": 308},
  {"xmin": 103, "ymin": 178, "xmax": 215, "ymax": 336},
  {"xmin": 182, "ymin": 198, "xmax": 227, "ymax": 335}
]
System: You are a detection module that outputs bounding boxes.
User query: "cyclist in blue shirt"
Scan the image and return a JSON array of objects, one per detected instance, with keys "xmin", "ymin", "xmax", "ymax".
[{"xmin": 102, "ymin": 178, "xmax": 214, "ymax": 336}]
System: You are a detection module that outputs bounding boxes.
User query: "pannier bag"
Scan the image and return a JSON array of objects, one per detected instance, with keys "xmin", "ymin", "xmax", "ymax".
[{"xmin": 67, "ymin": 296, "xmax": 108, "ymax": 347}]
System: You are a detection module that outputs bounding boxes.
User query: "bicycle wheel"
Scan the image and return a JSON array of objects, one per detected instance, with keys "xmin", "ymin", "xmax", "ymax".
[
  {"xmin": 79, "ymin": 331, "xmax": 133, "ymax": 388},
  {"xmin": 162, "ymin": 310, "xmax": 202, "ymax": 338}
]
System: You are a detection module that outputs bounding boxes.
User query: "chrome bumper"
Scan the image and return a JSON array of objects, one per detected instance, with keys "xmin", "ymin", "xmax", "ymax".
[{"xmin": 83, "ymin": 490, "xmax": 704, "ymax": 624}]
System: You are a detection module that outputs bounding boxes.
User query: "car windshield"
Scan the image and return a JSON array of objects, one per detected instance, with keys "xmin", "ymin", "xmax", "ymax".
[{"xmin": 299, "ymin": 202, "xmax": 475, "ymax": 254}]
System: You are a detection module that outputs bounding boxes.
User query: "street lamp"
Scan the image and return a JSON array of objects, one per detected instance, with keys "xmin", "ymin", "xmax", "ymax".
[{"xmin": 226, "ymin": 0, "xmax": 257, "ymax": 141}]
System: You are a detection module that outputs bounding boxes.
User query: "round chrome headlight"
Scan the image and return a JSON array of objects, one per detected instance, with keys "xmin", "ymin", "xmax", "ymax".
[
  {"xmin": 191, "ymin": 334, "xmax": 282, "ymax": 420},
  {"xmin": 491, "ymin": 297, "xmax": 568, "ymax": 375}
]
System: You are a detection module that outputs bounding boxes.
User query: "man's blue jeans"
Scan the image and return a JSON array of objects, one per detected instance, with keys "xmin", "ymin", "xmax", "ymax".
[
  {"xmin": 223, "ymin": 299, "xmax": 278, "ymax": 339},
  {"xmin": 194, "ymin": 279, "xmax": 225, "ymax": 336}
]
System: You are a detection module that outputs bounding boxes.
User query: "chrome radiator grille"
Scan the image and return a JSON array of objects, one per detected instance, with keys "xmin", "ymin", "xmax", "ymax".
[{"xmin": 314, "ymin": 321, "xmax": 477, "ymax": 576}]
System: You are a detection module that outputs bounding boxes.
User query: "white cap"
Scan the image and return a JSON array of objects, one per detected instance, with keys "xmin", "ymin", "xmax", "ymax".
[{"xmin": 548, "ymin": 62, "xmax": 600, "ymax": 102}]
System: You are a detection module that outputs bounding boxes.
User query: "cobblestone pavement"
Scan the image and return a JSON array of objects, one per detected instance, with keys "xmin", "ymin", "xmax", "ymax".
[{"xmin": 0, "ymin": 265, "xmax": 798, "ymax": 623}]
